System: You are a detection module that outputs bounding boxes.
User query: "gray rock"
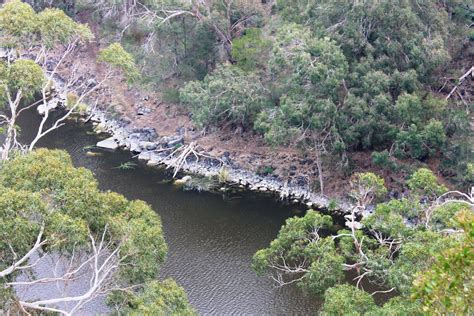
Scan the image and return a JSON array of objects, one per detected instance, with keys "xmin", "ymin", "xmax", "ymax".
[
  {"xmin": 139, "ymin": 141, "xmax": 158, "ymax": 151},
  {"xmin": 0, "ymin": 47, "xmax": 8, "ymax": 59},
  {"xmin": 164, "ymin": 135, "xmax": 184, "ymax": 148},
  {"xmin": 137, "ymin": 106, "xmax": 152, "ymax": 116},
  {"xmin": 131, "ymin": 128, "xmax": 158, "ymax": 141},
  {"xmin": 129, "ymin": 138, "xmax": 141, "ymax": 153},
  {"xmin": 147, "ymin": 159, "xmax": 160, "ymax": 167},
  {"xmin": 176, "ymin": 126, "xmax": 185, "ymax": 135},
  {"xmin": 137, "ymin": 152, "xmax": 152, "ymax": 161},
  {"xmin": 38, "ymin": 97, "xmax": 62, "ymax": 115},
  {"xmin": 87, "ymin": 78, "xmax": 98, "ymax": 87},
  {"xmin": 96, "ymin": 137, "xmax": 118, "ymax": 150}
]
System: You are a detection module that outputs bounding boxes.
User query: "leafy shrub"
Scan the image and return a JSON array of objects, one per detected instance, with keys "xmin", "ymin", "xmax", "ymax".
[{"xmin": 180, "ymin": 63, "xmax": 269, "ymax": 128}]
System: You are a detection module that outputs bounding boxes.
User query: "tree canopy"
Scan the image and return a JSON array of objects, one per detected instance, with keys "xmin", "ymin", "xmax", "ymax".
[
  {"xmin": 0, "ymin": 149, "xmax": 194, "ymax": 314},
  {"xmin": 253, "ymin": 169, "xmax": 473, "ymax": 314}
]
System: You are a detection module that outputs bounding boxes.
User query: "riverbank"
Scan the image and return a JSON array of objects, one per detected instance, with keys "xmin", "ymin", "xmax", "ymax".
[{"xmin": 87, "ymin": 107, "xmax": 352, "ymax": 212}]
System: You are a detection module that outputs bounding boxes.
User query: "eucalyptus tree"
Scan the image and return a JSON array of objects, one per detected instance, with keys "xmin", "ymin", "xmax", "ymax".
[
  {"xmin": 0, "ymin": 0, "xmax": 138, "ymax": 160},
  {"xmin": 91, "ymin": 0, "xmax": 265, "ymax": 61},
  {"xmin": 253, "ymin": 168, "xmax": 473, "ymax": 313},
  {"xmin": 254, "ymin": 23, "xmax": 348, "ymax": 194},
  {"xmin": 0, "ymin": 149, "xmax": 194, "ymax": 314}
]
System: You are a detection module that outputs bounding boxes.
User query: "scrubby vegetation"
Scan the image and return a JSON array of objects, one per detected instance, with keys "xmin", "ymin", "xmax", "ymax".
[
  {"xmin": 253, "ymin": 170, "xmax": 473, "ymax": 314},
  {"xmin": 0, "ymin": 0, "xmax": 472, "ymax": 314},
  {"xmin": 81, "ymin": 0, "xmax": 473, "ymax": 192}
]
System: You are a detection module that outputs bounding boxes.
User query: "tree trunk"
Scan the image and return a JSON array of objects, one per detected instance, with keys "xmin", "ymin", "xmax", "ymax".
[{"xmin": 315, "ymin": 148, "xmax": 324, "ymax": 195}]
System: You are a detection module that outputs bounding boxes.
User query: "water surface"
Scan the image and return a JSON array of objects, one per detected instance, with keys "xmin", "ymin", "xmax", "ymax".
[{"xmin": 18, "ymin": 112, "xmax": 321, "ymax": 314}]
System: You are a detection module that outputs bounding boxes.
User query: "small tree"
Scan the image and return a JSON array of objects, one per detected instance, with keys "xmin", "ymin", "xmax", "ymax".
[
  {"xmin": 255, "ymin": 24, "xmax": 348, "ymax": 194},
  {"xmin": 0, "ymin": 1, "xmax": 138, "ymax": 159},
  {"xmin": 180, "ymin": 63, "xmax": 269, "ymax": 129},
  {"xmin": 91, "ymin": 0, "xmax": 265, "ymax": 60}
]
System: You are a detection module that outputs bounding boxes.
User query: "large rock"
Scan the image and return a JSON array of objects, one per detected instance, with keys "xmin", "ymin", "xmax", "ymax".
[
  {"xmin": 174, "ymin": 176, "xmax": 192, "ymax": 185},
  {"xmin": 139, "ymin": 141, "xmax": 158, "ymax": 151},
  {"xmin": 137, "ymin": 152, "xmax": 152, "ymax": 161},
  {"xmin": 129, "ymin": 138, "xmax": 141, "ymax": 153},
  {"xmin": 162, "ymin": 135, "xmax": 184, "ymax": 148},
  {"xmin": 131, "ymin": 127, "xmax": 158, "ymax": 141},
  {"xmin": 37, "ymin": 97, "xmax": 62, "ymax": 115},
  {"xmin": 96, "ymin": 137, "xmax": 118, "ymax": 150}
]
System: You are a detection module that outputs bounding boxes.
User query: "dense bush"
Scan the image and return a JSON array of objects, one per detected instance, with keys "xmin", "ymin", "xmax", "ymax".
[{"xmin": 180, "ymin": 63, "xmax": 269, "ymax": 129}]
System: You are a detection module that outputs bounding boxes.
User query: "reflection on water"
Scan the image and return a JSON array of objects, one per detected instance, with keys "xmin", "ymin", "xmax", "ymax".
[{"xmin": 17, "ymin": 112, "xmax": 321, "ymax": 314}]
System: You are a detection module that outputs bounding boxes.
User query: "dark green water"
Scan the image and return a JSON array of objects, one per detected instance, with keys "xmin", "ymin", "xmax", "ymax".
[{"xmin": 18, "ymin": 112, "xmax": 321, "ymax": 314}]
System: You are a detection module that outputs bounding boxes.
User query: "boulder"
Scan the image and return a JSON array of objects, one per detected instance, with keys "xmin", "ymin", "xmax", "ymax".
[
  {"xmin": 87, "ymin": 78, "xmax": 98, "ymax": 87},
  {"xmin": 137, "ymin": 106, "xmax": 152, "ymax": 116},
  {"xmin": 129, "ymin": 138, "xmax": 141, "ymax": 153},
  {"xmin": 0, "ymin": 48, "xmax": 7, "ymax": 59},
  {"xmin": 37, "ymin": 97, "xmax": 61, "ymax": 115},
  {"xmin": 131, "ymin": 127, "xmax": 158, "ymax": 141},
  {"xmin": 137, "ymin": 152, "xmax": 152, "ymax": 161},
  {"xmin": 174, "ymin": 175, "xmax": 192, "ymax": 185},
  {"xmin": 96, "ymin": 137, "xmax": 118, "ymax": 150},
  {"xmin": 139, "ymin": 141, "xmax": 158, "ymax": 151},
  {"xmin": 164, "ymin": 135, "xmax": 184, "ymax": 148},
  {"xmin": 147, "ymin": 159, "xmax": 160, "ymax": 167}
]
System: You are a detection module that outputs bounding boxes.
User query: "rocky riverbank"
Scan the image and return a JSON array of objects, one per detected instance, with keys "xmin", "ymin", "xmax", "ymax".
[{"xmin": 87, "ymin": 108, "xmax": 352, "ymax": 212}]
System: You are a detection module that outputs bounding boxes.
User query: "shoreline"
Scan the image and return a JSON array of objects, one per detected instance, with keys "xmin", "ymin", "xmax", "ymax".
[{"xmin": 86, "ymin": 107, "xmax": 352, "ymax": 213}]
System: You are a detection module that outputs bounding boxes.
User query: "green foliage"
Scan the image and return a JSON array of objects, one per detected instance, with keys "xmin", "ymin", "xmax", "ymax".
[
  {"xmin": 0, "ymin": 0, "xmax": 92, "ymax": 49},
  {"xmin": 321, "ymin": 284, "xmax": 376, "ymax": 316},
  {"xmin": 180, "ymin": 63, "xmax": 269, "ymax": 128},
  {"xmin": 369, "ymin": 296, "xmax": 423, "ymax": 316},
  {"xmin": 161, "ymin": 87, "xmax": 181, "ymax": 103},
  {"xmin": 5, "ymin": 59, "xmax": 44, "ymax": 99},
  {"xmin": 363, "ymin": 199, "xmax": 416, "ymax": 239},
  {"xmin": 412, "ymin": 210, "xmax": 473, "ymax": 315},
  {"xmin": 217, "ymin": 167, "xmax": 230, "ymax": 183},
  {"xmin": 272, "ymin": 0, "xmax": 469, "ymax": 165},
  {"xmin": 256, "ymin": 165, "xmax": 274, "ymax": 176},
  {"xmin": 231, "ymin": 28, "xmax": 271, "ymax": 71},
  {"xmin": 116, "ymin": 279, "xmax": 196, "ymax": 315},
  {"xmin": 0, "ymin": 149, "xmax": 167, "ymax": 285},
  {"xmin": 300, "ymin": 238, "xmax": 344, "ymax": 295},
  {"xmin": 350, "ymin": 172, "xmax": 387, "ymax": 204},
  {"xmin": 0, "ymin": 189, "xmax": 46, "ymax": 267},
  {"xmin": 255, "ymin": 167, "xmax": 470, "ymax": 313},
  {"xmin": 98, "ymin": 43, "xmax": 140, "ymax": 82},
  {"xmin": 371, "ymin": 150, "xmax": 397, "ymax": 171},
  {"xmin": 431, "ymin": 201, "xmax": 467, "ymax": 229},
  {"xmin": 252, "ymin": 211, "xmax": 344, "ymax": 295},
  {"xmin": 465, "ymin": 163, "xmax": 474, "ymax": 185},
  {"xmin": 37, "ymin": 7, "xmax": 93, "ymax": 47},
  {"xmin": 0, "ymin": 0, "xmax": 37, "ymax": 46},
  {"xmin": 388, "ymin": 230, "xmax": 458, "ymax": 294},
  {"xmin": 255, "ymin": 23, "xmax": 348, "ymax": 148},
  {"xmin": 407, "ymin": 168, "xmax": 448, "ymax": 198}
]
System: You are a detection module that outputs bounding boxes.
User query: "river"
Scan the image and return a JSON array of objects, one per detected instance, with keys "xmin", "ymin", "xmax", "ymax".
[{"xmin": 17, "ymin": 111, "xmax": 322, "ymax": 314}]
